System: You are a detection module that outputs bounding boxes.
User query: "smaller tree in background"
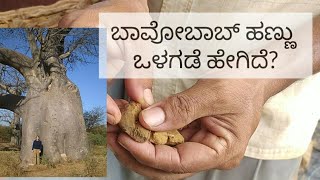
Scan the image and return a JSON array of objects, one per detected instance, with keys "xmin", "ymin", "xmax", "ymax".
[
  {"xmin": 0, "ymin": 110, "xmax": 12, "ymax": 125},
  {"xmin": 84, "ymin": 106, "xmax": 105, "ymax": 131},
  {"xmin": 0, "ymin": 125, "xmax": 11, "ymax": 143},
  {"xmin": 84, "ymin": 106, "xmax": 106, "ymax": 146}
]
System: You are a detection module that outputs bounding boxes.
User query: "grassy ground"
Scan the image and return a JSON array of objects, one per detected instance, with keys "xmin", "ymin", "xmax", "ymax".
[{"xmin": 0, "ymin": 145, "xmax": 106, "ymax": 177}]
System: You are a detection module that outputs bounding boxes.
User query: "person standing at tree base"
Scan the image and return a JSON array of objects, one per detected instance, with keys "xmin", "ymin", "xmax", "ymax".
[{"xmin": 32, "ymin": 135, "xmax": 43, "ymax": 165}]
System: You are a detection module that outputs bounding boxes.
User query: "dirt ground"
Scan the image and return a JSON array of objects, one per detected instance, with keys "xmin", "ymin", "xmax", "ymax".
[{"xmin": 0, "ymin": 145, "xmax": 106, "ymax": 177}]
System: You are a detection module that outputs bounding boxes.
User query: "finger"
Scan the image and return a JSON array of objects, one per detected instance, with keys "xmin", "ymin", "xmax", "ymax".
[
  {"xmin": 107, "ymin": 95, "xmax": 121, "ymax": 124},
  {"xmin": 118, "ymin": 133, "xmax": 221, "ymax": 173},
  {"xmin": 139, "ymin": 81, "xmax": 216, "ymax": 131},
  {"xmin": 58, "ymin": 10, "xmax": 84, "ymax": 27},
  {"xmin": 107, "ymin": 79, "xmax": 113, "ymax": 86},
  {"xmin": 125, "ymin": 79, "xmax": 153, "ymax": 109},
  {"xmin": 179, "ymin": 122, "xmax": 200, "ymax": 141},
  {"xmin": 107, "ymin": 113, "xmax": 116, "ymax": 125},
  {"xmin": 114, "ymin": 99, "xmax": 129, "ymax": 109},
  {"xmin": 107, "ymin": 99, "xmax": 128, "ymax": 125},
  {"xmin": 107, "ymin": 124, "xmax": 119, "ymax": 133},
  {"xmin": 60, "ymin": 9, "xmax": 99, "ymax": 27},
  {"xmin": 107, "ymin": 133, "xmax": 192, "ymax": 179}
]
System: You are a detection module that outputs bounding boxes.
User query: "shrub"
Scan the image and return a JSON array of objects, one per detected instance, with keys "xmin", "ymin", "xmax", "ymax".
[
  {"xmin": 0, "ymin": 125, "xmax": 12, "ymax": 143},
  {"xmin": 87, "ymin": 133, "xmax": 106, "ymax": 146},
  {"xmin": 89, "ymin": 125, "xmax": 106, "ymax": 137}
]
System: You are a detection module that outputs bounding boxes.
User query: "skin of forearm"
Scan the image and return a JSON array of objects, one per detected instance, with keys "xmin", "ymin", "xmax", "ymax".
[{"xmin": 259, "ymin": 16, "xmax": 320, "ymax": 101}]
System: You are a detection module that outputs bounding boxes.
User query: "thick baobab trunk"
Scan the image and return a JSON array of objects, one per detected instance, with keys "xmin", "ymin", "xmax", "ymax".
[
  {"xmin": 19, "ymin": 62, "xmax": 88, "ymax": 167},
  {"xmin": 0, "ymin": 29, "xmax": 90, "ymax": 167},
  {"xmin": 20, "ymin": 84, "xmax": 88, "ymax": 166}
]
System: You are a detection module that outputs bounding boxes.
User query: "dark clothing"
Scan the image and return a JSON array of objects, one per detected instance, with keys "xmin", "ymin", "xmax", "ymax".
[{"xmin": 32, "ymin": 140, "xmax": 43, "ymax": 150}]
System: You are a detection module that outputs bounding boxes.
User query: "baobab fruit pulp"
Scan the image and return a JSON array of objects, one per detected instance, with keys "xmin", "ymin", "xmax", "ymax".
[{"xmin": 119, "ymin": 102, "xmax": 184, "ymax": 145}]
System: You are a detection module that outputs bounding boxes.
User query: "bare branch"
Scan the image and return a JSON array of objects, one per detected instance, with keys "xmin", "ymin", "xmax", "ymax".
[
  {"xmin": 0, "ymin": 48, "xmax": 33, "ymax": 76},
  {"xmin": 25, "ymin": 28, "xmax": 39, "ymax": 61},
  {"xmin": 0, "ymin": 82, "xmax": 16, "ymax": 94},
  {"xmin": 0, "ymin": 110, "xmax": 13, "ymax": 125},
  {"xmin": 41, "ymin": 28, "xmax": 71, "ymax": 60},
  {"xmin": 59, "ymin": 51, "xmax": 71, "ymax": 60},
  {"xmin": 59, "ymin": 33, "xmax": 88, "ymax": 59}
]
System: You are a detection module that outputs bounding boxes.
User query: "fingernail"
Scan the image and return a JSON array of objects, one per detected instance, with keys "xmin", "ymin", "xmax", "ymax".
[
  {"xmin": 141, "ymin": 107, "xmax": 165, "ymax": 127},
  {"xmin": 143, "ymin": 89, "xmax": 154, "ymax": 105}
]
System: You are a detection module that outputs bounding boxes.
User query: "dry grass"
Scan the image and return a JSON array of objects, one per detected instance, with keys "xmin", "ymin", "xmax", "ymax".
[
  {"xmin": 0, "ymin": 145, "xmax": 106, "ymax": 177},
  {"xmin": 0, "ymin": 151, "xmax": 24, "ymax": 176}
]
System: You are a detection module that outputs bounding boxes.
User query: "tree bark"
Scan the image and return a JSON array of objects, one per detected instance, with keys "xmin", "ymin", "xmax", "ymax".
[
  {"xmin": 0, "ymin": 48, "xmax": 33, "ymax": 76},
  {"xmin": 20, "ymin": 78, "xmax": 88, "ymax": 166}
]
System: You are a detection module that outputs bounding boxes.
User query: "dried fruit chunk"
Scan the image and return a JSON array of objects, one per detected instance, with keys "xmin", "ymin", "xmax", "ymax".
[
  {"xmin": 167, "ymin": 130, "xmax": 184, "ymax": 146},
  {"xmin": 119, "ymin": 102, "xmax": 184, "ymax": 145},
  {"xmin": 150, "ymin": 132, "xmax": 168, "ymax": 145},
  {"xmin": 119, "ymin": 102, "xmax": 150, "ymax": 143}
]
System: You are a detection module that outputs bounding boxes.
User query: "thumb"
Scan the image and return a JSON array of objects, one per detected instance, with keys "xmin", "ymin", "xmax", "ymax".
[
  {"xmin": 107, "ymin": 94, "xmax": 122, "ymax": 125},
  {"xmin": 125, "ymin": 79, "xmax": 153, "ymax": 109},
  {"xmin": 139, "ymin": 81, "xmax": 213, "ymax": 131}
]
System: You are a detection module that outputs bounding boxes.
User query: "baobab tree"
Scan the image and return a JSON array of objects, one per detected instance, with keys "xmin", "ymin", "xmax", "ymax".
[{"xmin": 0, "ymin": 28, "xmax": 98, "ymax": 167}]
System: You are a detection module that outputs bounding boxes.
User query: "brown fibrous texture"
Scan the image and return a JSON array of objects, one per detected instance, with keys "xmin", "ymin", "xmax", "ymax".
[
  {"xmin": 0, "ymin": 0, "xmax": 100, "ymax": 28},
  {"xmin": 119, "ymin": 102, "xmax": 184, "ymax": 146}
]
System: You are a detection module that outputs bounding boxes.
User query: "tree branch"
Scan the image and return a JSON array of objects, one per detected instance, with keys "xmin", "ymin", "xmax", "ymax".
[
  {"xmin": 0, "ymin": 94, "xmax": 25, "ymax": 112},
  {"xmin": 39, "ymin": 28, "xmax": 72, "ymax": 63},
  {"xmin": 25, "ymin": 28, "xmax": 39, "ymax": 61},
  {"xmin": 59, "ymin": 51, "xmax": 71, "ymax": 60},
  {"xmin": 59, "ymin": 34, "xmax": 86, "ymax": 59},
  {"xmin": 60, "ymin": 29, "xmax": 98, "ymax": 61},
  {"xmin": 0, "ymin": 47, "xmax": 33, "ymax": 76},
  {"xmin": 0, "ymin": 82, "xmax": 16, "ymax": 94}
]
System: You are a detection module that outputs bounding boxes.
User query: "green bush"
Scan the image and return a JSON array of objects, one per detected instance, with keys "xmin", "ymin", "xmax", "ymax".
[
  {"xmin": 87, "ymin": 125, "xmax": 106, "ymax": 147},
  {"xmin": 0, "ymin": 125, "xmax": 11, "ymax": 143},
  {"xmin": 87, "ymin": 133, "xmax": 106, "ymax": 146},
  {"xmin": 89, "ymin": 125, "xmax": 106, "ymax": 137}
]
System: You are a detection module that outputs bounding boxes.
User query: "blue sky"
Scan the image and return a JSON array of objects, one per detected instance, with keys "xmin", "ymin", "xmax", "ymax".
[{"xmin": 67, "ymin": 63, "xmax": 106, "ymax": 112}]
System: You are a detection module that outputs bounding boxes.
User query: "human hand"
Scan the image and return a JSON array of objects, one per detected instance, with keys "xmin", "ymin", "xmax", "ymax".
[
  {"xmin": 107, "ymin": 99, "xmax": 193, "ymax": 179},
  {"xmin": 108, "ymin": 79, "xmax": 294, "ymax": 178}
]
